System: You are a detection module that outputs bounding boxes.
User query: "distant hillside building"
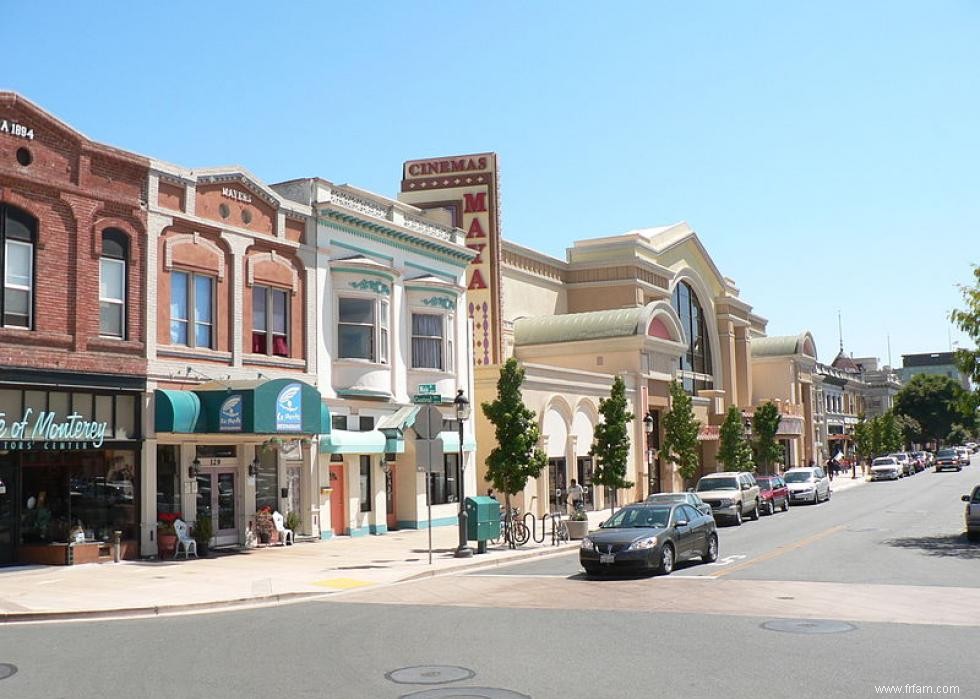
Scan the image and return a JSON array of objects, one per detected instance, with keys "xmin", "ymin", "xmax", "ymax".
[{"xmin": 898, "ymin": 352, "xmax": 970, "ymax": 391}]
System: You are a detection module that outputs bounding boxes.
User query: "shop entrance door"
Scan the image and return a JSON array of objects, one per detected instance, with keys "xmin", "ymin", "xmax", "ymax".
[
  {"xmin": 576, "ymin": 456, "xmax": 595, "ymax": 511},
  {"xmin": 197, "ymin": 470, "xmax": 238, "ymax": 547},
  {"xmin": 328, "ymin": 463, "xmax": 346, "ymax": 535},
  {"xmin": 0, "ymin": 457, "xmax": 17, "ymax": 564},
  {"xmin": 385, "ymin": 467, "xmax": 396, "ymax": 530},
  {"xmin": 548, "ymin": 458, "xmax": 567, "ymax": 513}
]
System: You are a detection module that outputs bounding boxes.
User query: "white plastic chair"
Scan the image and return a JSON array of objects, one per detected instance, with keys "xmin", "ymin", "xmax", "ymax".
[
  {"xmin": 272, "ymin": 511, "xmax": 293, "ymax": 546},
  {"xmin": 173, "ymin": 519, "xmax": 198, "ymax": 559}
]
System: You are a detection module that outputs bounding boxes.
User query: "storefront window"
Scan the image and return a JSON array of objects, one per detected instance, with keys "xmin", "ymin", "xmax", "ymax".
[
  {"xmin": 157, "ymin": 445, "xmax": 180, "ymax": 516},
  {"xmin": 20, "ymin": 450, "xmax": 138, "ymax": 544},
  {"xmin": 429, "ymin": 454, "xmax": 460, "ymax": 506},
  {"xmin": 671, "ymin": 281, "xmax": 714, "ymax": 394},
  {"xmin": 254, "ymin": 448, "xmax": 278, "ymax": 513}
]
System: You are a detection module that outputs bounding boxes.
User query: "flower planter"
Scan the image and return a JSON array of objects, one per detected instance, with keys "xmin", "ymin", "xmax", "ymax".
[
  {"xmin": 157, "ymin": 532, "xmax": 177, "ymax": 558},
  {"xmin": 565, "ymin": 519, "xmax": 589, "ymax": 540}
]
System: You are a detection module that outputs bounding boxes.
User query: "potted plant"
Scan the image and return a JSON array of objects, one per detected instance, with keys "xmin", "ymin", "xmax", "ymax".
[
  {"xmin": 157, "ymin": 512, "xmax": 180, "ymax": 558},
  {"xmin": 254, "ymin": 506, "xmax": 273, "ymax": 544},
  {"xmin": 193, "ymin": 515, "xmax": 213, "ymax": 557},
  {"xmin": 285, "ymin": 510, "xmax": 301, "ymax": 536},
  {"xmin": 565, "ymin": 509, "xmax": 589, "ymax": 540}
]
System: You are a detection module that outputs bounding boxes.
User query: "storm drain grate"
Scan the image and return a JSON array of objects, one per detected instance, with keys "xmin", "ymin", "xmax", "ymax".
[
  {"xmin": 0, "ymin": 664, "xmax": 17, "ymax": 681},
  {"xmin": 762, "ymin": 619, "xmax": 856, "ymax": 635},
  {"xmin": 398, "ymin": 689, "xmax": 531, "ymax": 699},
  {"xmin": 386, "ymin": 666, "xmax": 475, "ymax": 685}
]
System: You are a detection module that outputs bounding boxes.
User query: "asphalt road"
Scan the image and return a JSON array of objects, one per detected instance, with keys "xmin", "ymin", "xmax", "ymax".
[{"xmin": 1, "ymin": 456, "xmax": 977, "ymax": 699}]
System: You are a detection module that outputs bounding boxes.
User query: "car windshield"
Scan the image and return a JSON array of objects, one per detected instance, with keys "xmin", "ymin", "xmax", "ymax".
[
  {"xmin": 872, "ymin": 458, "xmax": 896, "ymax": 466},
  {"xmin": 755, "ymin": 478, "xmax": 774, "ymax": 488},
  {"xmin": 601, "ymin": 506, "xmax": 671, "ymax": 529},
  {"xmin": 784, "ymin": 471, "xmax": 814, "ymax": 483},
  {"xmin": 697, "ymin": 477, "xmax": 738, "ymax": 491},
  {"xmin": 647, "ymin": 494, "xmax": 684, "ymax": 503},
  {"xmin": 938, "ymin": 449, "xmax": 957, "ymax": 457}
]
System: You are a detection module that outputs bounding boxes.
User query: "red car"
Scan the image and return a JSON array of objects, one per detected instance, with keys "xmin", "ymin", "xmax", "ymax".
[{"xmin": 755, "ymin": 475, "xmax": 790, "ymax": 515}]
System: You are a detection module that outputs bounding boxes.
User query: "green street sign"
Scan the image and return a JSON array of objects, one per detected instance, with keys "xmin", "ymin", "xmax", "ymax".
[
  {"xmin": 417, "ymin": 383, "xmax": 438, "ymax": 395},
  {"xmin": 413, "ymin": 394, "xmax": 442, "ymax": 404}
]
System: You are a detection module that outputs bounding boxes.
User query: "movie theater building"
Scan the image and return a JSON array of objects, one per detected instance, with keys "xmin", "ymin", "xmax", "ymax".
[
  {"xmin": 398, "ymin": 153, "xmax": 767, "ymax": 512},
  {"xmin": 145, "ymin": 161, "xmax": 325, "ymax": 553},
  {"xmin": 0, "ymin": 93, "xmax": 149, "ymax": 564},
  {"xmin": 273, "ymin": 177, "xmax": 476, "ymax": 536}
]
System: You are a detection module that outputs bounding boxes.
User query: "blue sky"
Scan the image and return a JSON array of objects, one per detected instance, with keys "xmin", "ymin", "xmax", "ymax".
[{"xmin": 6, "ymin": 1, "xmax": 976, "ymax": 366}]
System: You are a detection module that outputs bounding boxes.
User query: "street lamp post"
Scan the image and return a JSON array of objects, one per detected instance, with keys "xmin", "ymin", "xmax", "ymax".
[
  {"xmin": 453, "ymin": 389, "xmax": 473, "ymax": 558},
  {"xmin": 643, "ymin": 412, "xmax": 655, "ymax": 495}
]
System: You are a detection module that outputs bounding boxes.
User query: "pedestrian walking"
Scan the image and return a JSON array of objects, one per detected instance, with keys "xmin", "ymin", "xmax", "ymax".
[{"xmin": 567, "ymin": 478, "xmax": 584, "ymax": 513}]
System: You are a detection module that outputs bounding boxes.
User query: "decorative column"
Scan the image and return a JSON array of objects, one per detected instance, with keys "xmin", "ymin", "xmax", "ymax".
[{"xmin": 222, "ymin": 232, "xmax": 252, "ymax": 368}]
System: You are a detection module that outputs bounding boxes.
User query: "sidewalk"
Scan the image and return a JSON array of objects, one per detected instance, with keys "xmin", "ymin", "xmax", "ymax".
[
  {"xmin": 829, "ymin": 471, "xmax": 870, "ymax": 494},
  {"xmin": 0, "ymin": 510, "xmax": 609, "ymax": 622}
]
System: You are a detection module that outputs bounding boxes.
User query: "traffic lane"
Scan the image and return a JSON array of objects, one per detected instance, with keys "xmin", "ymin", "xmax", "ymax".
[
  {"xmin": 4, "ymin": 597, "xmax": 980, "ymax": 699},
  {"xmin": 725, "ymin": 465, "xmax": 980, "ymax": 587}
]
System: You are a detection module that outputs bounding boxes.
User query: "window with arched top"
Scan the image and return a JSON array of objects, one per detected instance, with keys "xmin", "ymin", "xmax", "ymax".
[
  {"xmin": 671, "ymin": 281, "xmax": 713, "ymax": 394},
  {"xmin": 100, "ymin": 228, "xmax": 128, "ymax": 338},
  {"xmin": 1, "ymin": 204, "xmax": 37, "ymax": 329}
]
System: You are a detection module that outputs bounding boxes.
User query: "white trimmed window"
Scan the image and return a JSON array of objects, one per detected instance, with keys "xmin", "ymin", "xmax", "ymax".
[
  {"xmin": 411, "ymin": 312, "xmax": 454, "ymax": 371},
  {"xmin": 338, "ymin": 296, "xmax": 389, "ymax": 364},
  {"xmin": 99, "ymin": 229, "xmax": 127, "ymax": 338},
  {"xmin": 170, "ymin": 271, "xmax": 215, "ymax": 348},
  {"xmin": 252, "ymin": 285, "xmax": 289, "ymax": 357},
  {"xmin": 1, "ymin": 204, "xmax": 36, "ymax": 329}
]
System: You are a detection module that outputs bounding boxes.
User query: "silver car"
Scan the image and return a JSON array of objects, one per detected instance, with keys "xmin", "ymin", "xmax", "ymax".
[
  {"xmin": 870, "ymin": 456, "xmax": 901, "ymax": 481},
  {"xmin": 645, "ymin": 491, "xmax": 713, "ymax": 517},
  {"xmin": 784, "ymin": 466, "xmax": 831, "ymax": 504}
]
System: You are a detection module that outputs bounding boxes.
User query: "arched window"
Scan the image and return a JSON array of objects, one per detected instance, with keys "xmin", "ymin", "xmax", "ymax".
[
  {"xmin": 671, "ymin": 281, "xmax": 713, "ymax": 394},
  {"xmin": 1, "ymin": 204, "xmax": 37, "ymax": 328},
  {"xmin": 100, "ymin": 228, "xmax": 128, "ymax": 338}
]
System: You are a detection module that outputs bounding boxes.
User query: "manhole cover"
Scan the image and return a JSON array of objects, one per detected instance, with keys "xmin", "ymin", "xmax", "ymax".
[
  {"xmin": 762, "ymin": 619, "xmax": 856, "ymax": 635},
  {"xmin": 387, "ymin": 666, "xmax": 475, "ymax": 685},
  {"xmin": 0, "ymin": 664, "xmax": 17, "ymax": 681},
  {"xmin": 399, "ymin": 689, "xmax": 530, "ymax": 699}
]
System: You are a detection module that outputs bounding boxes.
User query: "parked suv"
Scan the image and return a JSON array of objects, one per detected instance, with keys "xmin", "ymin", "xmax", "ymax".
[
  {"xmin": 935, "ymin": 448, "xmax": 962, "ymax": 472},
  {"xmin": 755, "ymin": 475, "xmax": 790, "ymax": 515},
  {"xmin": 889, "ymin": 452, "xmax": 914, "ymax": 477},
  {"xmin": 695, "ymin": 472, "xmax": 761, "ymax": 526},
  {"xmin": 784, "ymin": 466, "xmax": 831, "ymax": 504}
]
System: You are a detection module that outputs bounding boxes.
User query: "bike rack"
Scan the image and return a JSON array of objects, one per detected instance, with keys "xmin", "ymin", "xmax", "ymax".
[{"xmin": 522, "ymin": 512, "xmax": 566, "ymax": 546}]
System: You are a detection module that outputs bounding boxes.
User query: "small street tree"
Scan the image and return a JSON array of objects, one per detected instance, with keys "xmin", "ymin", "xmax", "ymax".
[
  {"xmin": 852, "ymin": 415, "xmax": 874, "ymax": 474},
  {"xmin": 660, "ymin": 380, "xmax": 702, "ymax": 487},
  {"xmin": 481, "ymin": 358, "xmax": 546, "ymax": 525},
  {"xmin": 718, "ymin": 405, "xmax": 754, "ymax": 472},
  {"xmin": 949, "ymin": 264, "xmax": 980, "ymax": 392},
  {"xmin": 880, "ymin": 409, "xmax": 903, "ymax": 454},
  {"xmin": 751, "ymin": 401, "xmax": 783, "ymax": 474},
  {"xmin": 590, "ymin": 375, "xmax": 634, "ymax": 512}
]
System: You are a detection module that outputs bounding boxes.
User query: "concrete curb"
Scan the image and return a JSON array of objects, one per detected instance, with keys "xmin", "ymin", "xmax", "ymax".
[
  {"xmin": 0, "ymin": 590, "xmax": 331, "ymax": 624},
  {"xmin": 398, "ymin": 542, "xmax": 578, "ymax": 583}
]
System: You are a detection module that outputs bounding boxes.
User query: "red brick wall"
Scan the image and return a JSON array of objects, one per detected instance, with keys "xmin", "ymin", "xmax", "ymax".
[{"xmin": 0, "ymin": 93, "xmax": 148, "ymax": 376}]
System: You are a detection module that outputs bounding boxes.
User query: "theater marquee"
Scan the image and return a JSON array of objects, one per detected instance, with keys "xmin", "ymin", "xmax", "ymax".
[{"xmin": 400, "ymin": 153, "xmax": 502, "ymax": 367}]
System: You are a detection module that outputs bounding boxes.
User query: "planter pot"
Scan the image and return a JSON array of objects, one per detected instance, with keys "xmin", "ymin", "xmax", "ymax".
[
  {"xmin": 196, "ymin": 542, "xmax": 209, "ymax": 557},
  {"xmin": 157, "ymin": 532, "xmax": 177, "ymax": 558},
  {"xmin": 565, "ymin": 519, "xmax": 589, "ymax": 540}
]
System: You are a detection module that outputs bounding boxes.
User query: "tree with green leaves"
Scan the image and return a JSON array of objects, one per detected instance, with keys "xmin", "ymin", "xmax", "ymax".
[
  {"xmin": 948, "ymin": 424, "xmax": 971, "ymax": 445},
  {"xmin": 660, "ymin": 380, "xmax": 702, "ymax": 487},
  {"xmin": 751, "ymin": 401, "xmax": 783, "ymax": 474},
  {"xmin": 894, "ymin": 374, "xmax": 975, "ymax": 447},
  {"xmin": 852, "ymin": 415, "xmax": 876, "ymax": 475},
  {"xmin": 481, "ymin": 358, "xmax": 547, "ymax": 524},
  {"xmin": 880, "ymin": 409, "xmax": 903, "ymax": 454},
  {"xmin": 590, "ymin": 375, "xmax": 635, "ymax": 512},
  {"xmin": 718, "ymin": 405, "xmax": 754, "ymax": 472},
  {"xmin": 949, "ymin": 264, "xmax": 979, "ymax": 392},
  {"xmin": 895, "ymin": 413, "xmax": 921, "ymax": 451}
]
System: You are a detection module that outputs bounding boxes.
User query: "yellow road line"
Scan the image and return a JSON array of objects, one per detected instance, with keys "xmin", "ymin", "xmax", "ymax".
[{"xmin": 711, "ymin": 525, "xmax": 845, "ymax": 578}]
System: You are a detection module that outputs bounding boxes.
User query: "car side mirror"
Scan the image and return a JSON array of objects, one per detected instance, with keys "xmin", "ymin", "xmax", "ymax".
[
  {"xmin": 675, "ymin": 519, "xmax": 688, "ymax": 527},
  {"xmin": 741, "ymin": 483, "xmax": 750, "ymax": 491},
  {"xmin": 963, "ymin": 495, "xmax": 971, "ymax": 502}
]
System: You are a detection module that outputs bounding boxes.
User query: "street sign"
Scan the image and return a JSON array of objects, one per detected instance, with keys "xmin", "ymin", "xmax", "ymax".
[
  {"xmin": 413, "ymin": 404, "xmax": 444, "ymax": 440},
  {"xmin": 412, "ymin": 394, "xmax": 442, "ymax": 405},
  {"xmin": 416, "ymin": 437, "xmax": 444, "ymax": 470},
  {"xmin": 417, "ymin": 383, "xmax": 438, "ymax": 395}
]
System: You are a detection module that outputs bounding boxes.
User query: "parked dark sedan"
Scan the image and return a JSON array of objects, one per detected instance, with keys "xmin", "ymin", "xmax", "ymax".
[
  {"xmin": 755, "ymin": 475, "xmax": 790, "ymax": 515},
  {"xmin": 644, "ymin": 491, "xmax": 713, "ymax": 516},
  {"xmin": 580, "ymin": 503, "xmax": 718, "ymax": 576}
]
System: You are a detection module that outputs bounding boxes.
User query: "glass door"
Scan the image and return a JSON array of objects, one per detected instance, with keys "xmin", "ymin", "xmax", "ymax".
[
  {"xmin": 576, "ymin": 456, "xmax": 595, "ymax": 511},
  {"xmin": 196, "ymin": 470, "xmax": 238, "ymax": 546},
  {"xmin": 0, "ymin": 457, "xmax": 17, "ymax": 564},
  {"xmin": 548, "ymin": 458, "xmax": 567, "ymax": 513}
]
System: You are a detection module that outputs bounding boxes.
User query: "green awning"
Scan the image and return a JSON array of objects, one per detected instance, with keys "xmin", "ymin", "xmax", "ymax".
[
  {"xmin": 155, "ymin": 389, "xmax": 201, "ymax": 433},
  {"xmin": 438, "ymin": 430, "xmax": 476, "ymax": 453},
  {"xmin": 319, "ymin": 429, "xmax": 387, "ymax": 454},
  {"xmin": 154, "ymin": 379, "xmax": 327, "ymax": 435}
]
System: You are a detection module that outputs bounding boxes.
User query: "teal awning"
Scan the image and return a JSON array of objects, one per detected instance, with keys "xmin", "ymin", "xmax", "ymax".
[
  {"xmin": 154, "ymin": 379, "xmax": 327, "ymax": 435},
  {"xmin": 155, "ymin": 389, "xmax": 201, "ymax": 433},
  {"xmin": 438, "ymin": 430, "xmax": 476, "ymax": 453},
  {"xmin": 319, "ymin": 429, "xmax": 387, "ymax": 454}
]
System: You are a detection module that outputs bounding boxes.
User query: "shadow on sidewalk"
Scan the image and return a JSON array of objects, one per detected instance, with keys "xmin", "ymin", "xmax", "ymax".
[{"xmin": 884, "ymin": 534, "xmax": 980, "ymax": 559}]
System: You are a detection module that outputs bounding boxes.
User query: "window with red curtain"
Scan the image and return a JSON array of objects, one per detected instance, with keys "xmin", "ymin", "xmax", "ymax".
[{"xmin": 252, "ymin": 285, "xmax": 289, "ymax": 356}]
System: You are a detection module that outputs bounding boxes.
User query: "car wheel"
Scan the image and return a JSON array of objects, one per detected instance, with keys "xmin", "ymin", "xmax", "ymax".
[
  {"xmin": 782, "ymin": 497, "xmax": 789, "ymax": 512},
  {"xmin": 749, "ymin": 500, "xmax": 760, "ymax": 520},
  {"xmin": 957, "ymin": 467, "xmax": 962, "ymax": 472},
  {"xmin": 764, "ymin": 500, "xmax": 774, "ymax": 516},
  {"xmin": 658, "ymin": 543, "xmax": 675, "ymax": 575},
  {"xmin": 813, "ymin": 491, "xmax": 820, "ymax": 505},
  {"xmin": 827, "ymin": 489, "xmax": 832, "ymax": 500},
  {"xmin": 732, "ymin": 506, "xmax": 743, "ymax": 526},
  {"xmin": 702, "ymin": 534, "xmax": 719, "ymax": 563}
]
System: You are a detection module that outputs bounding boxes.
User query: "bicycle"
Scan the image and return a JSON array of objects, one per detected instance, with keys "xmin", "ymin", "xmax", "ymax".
[
  {"xmin": 490, "ymin": 506, "xmax": 530, "ymax": 548},
  {"xmin": 550, "ymin": 509, "xmax": 570, "ymax": 545}
]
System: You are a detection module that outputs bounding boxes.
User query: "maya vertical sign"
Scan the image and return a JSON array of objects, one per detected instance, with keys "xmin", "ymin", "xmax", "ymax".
[{"xmin": 400, "ymin": 153, "xmax": 501, "ymax": 366}]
